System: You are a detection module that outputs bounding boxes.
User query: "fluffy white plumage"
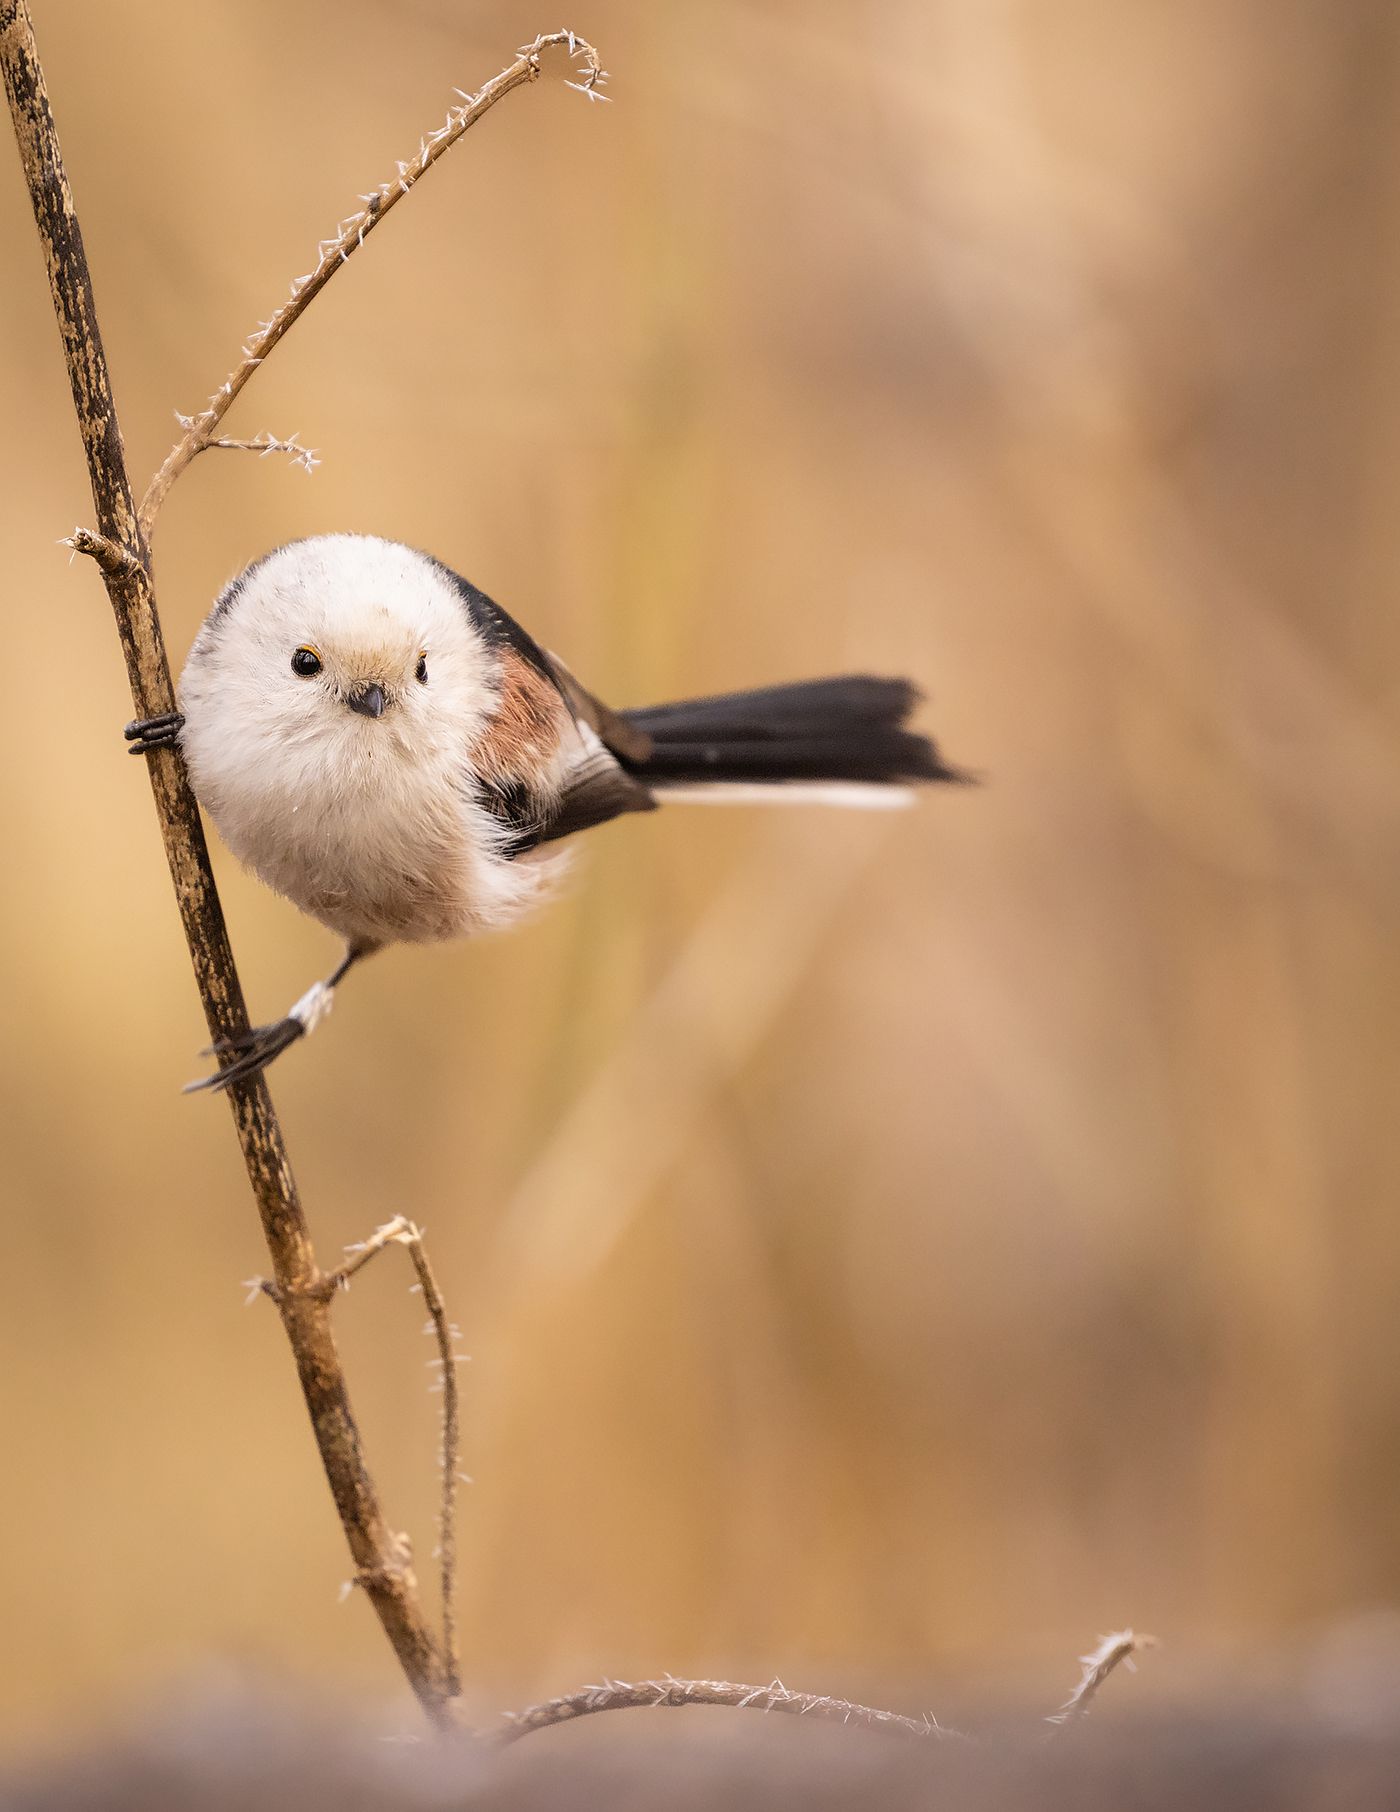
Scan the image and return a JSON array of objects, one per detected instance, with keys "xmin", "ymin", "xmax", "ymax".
[{"xmin": 179, "ymin": 534, "xmax": 570, "ymax": 946}]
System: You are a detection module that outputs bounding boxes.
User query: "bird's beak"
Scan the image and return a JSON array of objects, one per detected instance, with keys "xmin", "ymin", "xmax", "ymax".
[{"xmin": 347, "ymin": 682, "xmax": 387, "ymax": 719}]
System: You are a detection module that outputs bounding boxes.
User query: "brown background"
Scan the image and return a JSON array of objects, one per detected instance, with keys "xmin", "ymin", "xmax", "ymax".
[{"xmin": 3, "ymin": 0, "xmax": 1398, "ymax": 1747}]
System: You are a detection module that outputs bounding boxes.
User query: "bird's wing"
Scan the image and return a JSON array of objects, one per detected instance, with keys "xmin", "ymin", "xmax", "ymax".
[
  {"xmin": 446, "ymin": 571, "xmax": 655, "ymax": 853},
  {"xmin": 539, "ymin": 648, "xmax": 654, "ymax": 767},
  {"xmin": 514, "ymin": 731, "xmax": 657, "ymax": 850}
]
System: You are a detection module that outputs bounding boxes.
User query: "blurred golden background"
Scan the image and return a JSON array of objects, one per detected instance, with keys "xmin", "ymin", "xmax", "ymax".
[{"xmin": 3, "ymin": 0, "xmax": 1398, "ymax": 1749}]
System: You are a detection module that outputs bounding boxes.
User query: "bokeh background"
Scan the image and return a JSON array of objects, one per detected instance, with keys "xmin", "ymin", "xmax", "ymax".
[{"xmin": 3, "ymin": 0, "xmax": 1399, "ymax": 1751}]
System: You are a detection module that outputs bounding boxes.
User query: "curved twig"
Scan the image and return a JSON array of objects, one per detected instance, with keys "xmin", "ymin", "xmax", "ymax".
[
  {"xmin": 324, "ymin": 1215, "xmax": 464, "ymax": 1696},
  {"xmin": 496, "ymin": 1676, "xmax": 957, "ymax": 1746},
  {"xmin": 497, "ymin": 1628, "xmax": 1157, "ymax": 1749},
  {"xmin": 137, "ymin": 31, "xmax": 606, "ymax": 535},
  {"xmin": 407, "ymin": 1231, "xmax": 464, "ymax": 1698}
]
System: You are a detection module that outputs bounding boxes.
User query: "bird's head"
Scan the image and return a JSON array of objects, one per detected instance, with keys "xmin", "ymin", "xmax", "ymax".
[{"xmin": 179, "ymin": 534, "xmax": 502, "ymax": 792}]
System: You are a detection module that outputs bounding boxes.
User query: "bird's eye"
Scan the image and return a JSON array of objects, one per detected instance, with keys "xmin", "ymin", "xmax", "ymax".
[
  {"xmin": 291, "ymin": 646, "xmax": 323, "ymax": 677},
  {"xmin": 415, "ymin": 652, "xmax": 428, "ymax": 684}
]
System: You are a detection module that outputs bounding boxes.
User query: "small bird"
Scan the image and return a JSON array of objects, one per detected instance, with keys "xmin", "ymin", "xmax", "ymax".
[{"xmin": 125, "ymin": 534, "xmax": 965, "ymax": 1091}]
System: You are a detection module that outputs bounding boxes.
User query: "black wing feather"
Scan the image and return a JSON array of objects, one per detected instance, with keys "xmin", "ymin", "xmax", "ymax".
[
  {"xmin": 433, "ymin": 558, "xmax": 657, "ymax": 854},
  {"xmin": 478, "ymin": 751, "xmax": 655, "ymax": 857}
]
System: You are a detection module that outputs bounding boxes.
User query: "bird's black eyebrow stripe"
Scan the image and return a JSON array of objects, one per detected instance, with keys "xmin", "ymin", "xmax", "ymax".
[{"xmin": 428, "ymin": 556, "xmax": 569, "ymax": 706}]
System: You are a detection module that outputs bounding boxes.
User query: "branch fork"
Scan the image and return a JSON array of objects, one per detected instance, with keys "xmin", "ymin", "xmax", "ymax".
[
  {"xmin": 60, "ymin": 526, "xmax": 141, "ymax": 579},
  {"xmin": 136, "ymin": 29, "xmax": 606, "ymax": 538}
]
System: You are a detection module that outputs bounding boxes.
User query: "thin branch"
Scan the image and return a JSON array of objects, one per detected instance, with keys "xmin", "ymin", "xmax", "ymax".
[
  {"xmin": 322, "ymin": 1216, "xmax": 463, "ymax": 1694},
  {"xmin": 322, "ymin": 1214, "xmax": 420, "ymax": 1294},
  {"xmin": 406, "ymin": 1231, "xmax": 464, "ymax": 1698},
  {"xmin": 137, "ymin": 30, "xmax": 606, "ymax": 535},
  {"xmin": 2, "ymin": 0, "xmax": 475, "ymax": 1727},
  {"xmin": 1046, "ymin": 1630, "xmax": 1155, "ymax": 1728},
  {"xmin": 203, "ymin": 429, "xmax": 321, "ymax": 474},
  {"xmin": 498, "ymin": 1628, "xmax": 1157, "ymax": 1749},
  {"xmin": 495, "ymin": 1677, "xmax": 960, "ymax": 1746}
]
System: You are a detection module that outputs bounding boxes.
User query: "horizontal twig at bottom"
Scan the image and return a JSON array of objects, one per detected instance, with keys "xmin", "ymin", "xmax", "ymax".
[
  {"xmin": 495, "ymin": 1676, "xmax": 959, "ymax": 1745},
  {"xmin": 495, "ymin": 1630, "xmax": 1156, "ymax": 1748}
]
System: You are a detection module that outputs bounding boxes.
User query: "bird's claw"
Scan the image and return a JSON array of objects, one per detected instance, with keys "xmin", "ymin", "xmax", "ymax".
[
  {"xmin": 125, "ymin": 711, "xmax": 185, "ymax": 755},
  {"xmin": 184, "ymin": 1017, "xmax": 305, "ymax": 1093}
]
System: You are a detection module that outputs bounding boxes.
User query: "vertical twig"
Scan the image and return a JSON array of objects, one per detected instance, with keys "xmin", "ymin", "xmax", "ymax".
[
  {"xmin": 325, "ymin": 1217, "xmax": 463, "ymax": 1694},
  {"xmin": 408, "ymin": 1237, "xmax": 464, "ymax": 1699}
]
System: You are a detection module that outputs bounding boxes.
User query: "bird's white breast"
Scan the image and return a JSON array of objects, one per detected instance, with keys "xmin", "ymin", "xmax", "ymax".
[{"xmin": 181, "ymin": 694, "xmax": 475, "ymax": 943}]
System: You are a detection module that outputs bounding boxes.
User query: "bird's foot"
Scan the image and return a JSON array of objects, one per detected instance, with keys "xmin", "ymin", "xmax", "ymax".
[
  {"xmin": 184, "ymin": 982, "xmax": 334, "ymax": 1093},
  {"xmin": 125, "ymin": 711, "xmax": 185, "ymax": 755},
  {"xmin": 185, "ymin": 1018, "xmax": 304, "ymax": 1093}
]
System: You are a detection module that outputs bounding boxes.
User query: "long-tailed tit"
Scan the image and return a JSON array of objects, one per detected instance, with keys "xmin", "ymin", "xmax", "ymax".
[{"xmin": 125, "ymin": 534, "xmax": 965, "ymax": 1090}]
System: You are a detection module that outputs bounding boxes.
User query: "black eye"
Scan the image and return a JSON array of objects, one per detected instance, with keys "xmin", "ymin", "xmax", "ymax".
[
  {"xmin": 291, "ymin": 646, "xmax": 322, "ymax": 677},
  {"xmin": 415, "ymin": 653, "xmax": 428, "ymax": 684}
]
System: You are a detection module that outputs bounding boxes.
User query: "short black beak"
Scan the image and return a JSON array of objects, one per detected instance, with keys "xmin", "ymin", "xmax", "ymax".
[{"xmin": 347, "ymin": 682, "xmax": 387, "ymax": 719}]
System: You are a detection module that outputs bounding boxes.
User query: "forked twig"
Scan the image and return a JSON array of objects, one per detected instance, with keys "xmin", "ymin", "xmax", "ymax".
[
  {"xmin": 325, "ymin": 1216, "xmax": 463, "ymax": 1695},
  {"xmin": 137, "ymin": 30, "xmax": 607, "ymax": 535},
  {"xmin": 410, "ymin": 1234, "xmax": 464, "ymax": 1698},
  {"xmin": 322, "ymin": 1214, "xmax": 420, "ymax": 1293}
]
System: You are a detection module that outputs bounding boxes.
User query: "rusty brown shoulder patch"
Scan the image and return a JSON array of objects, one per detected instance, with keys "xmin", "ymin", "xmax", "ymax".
[{"xmin": 474, "ymin": 646, "xmax": 573, "ymax": 788}]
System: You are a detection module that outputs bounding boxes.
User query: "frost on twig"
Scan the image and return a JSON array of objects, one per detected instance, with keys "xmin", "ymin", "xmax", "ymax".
[
  {"xmin": 1046, "ymin": 1629, "xmax": 1156, "ymax": 1728},
  {"xmin": 138, "ymin": 30, "xmax": 608, "ymax": 534},
  {"xmin": 200, "ymin": 426, "xmax": 321, "ymax": 475}
]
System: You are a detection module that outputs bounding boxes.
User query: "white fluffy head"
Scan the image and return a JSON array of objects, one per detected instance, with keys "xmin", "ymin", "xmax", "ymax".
[
  {"xmin": 178, "ymin": 534, "xmax": 541, "ymax": 945},
  {"xmin": 182, "ymin": 534, "xmax": 495, "ymax": 771}
]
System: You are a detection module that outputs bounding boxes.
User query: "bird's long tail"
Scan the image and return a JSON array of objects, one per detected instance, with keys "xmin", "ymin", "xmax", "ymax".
[{"xmin": 617, "ymin": 675, "xmax": 966, "ymax": 806}]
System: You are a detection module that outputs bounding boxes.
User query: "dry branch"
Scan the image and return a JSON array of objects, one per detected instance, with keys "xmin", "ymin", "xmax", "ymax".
[
  {"xmin": 138, "ymin": 30, "xmax": 606, "ymax": 535},
  {"xmin": 408, "ymin": 1232, "xmax": 465, "ymax": 1700},
  {"xmin": 496, "ymin": 1676, "xmax": 958, "ymax": 1746},
  {"xmin": 2, "ymin": 0, "xmax": 600, "ymax": 1729},
  {"xmin": 1047, "ymin": 1630, "xmax": 1155, "ymax": 1728},
  {"xmin": 323, "ymin": 1216, "xmax": 464, "ymax": 1695},
  {"xmin": 204, "ymin": 429, "xmax": 321, "ymax": 474},
  {"xmin": 496, "ymin": 1631, "xmax": 1154, "ymax": 1748}
]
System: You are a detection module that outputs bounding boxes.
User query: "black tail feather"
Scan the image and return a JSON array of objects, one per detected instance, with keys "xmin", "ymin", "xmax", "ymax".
[{"xmin": 619, "ymin": 675, "xmax": 965, "ymax": 790}]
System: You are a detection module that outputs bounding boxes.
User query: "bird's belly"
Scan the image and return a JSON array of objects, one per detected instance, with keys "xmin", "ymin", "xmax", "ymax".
[
  {"xmin": 185, "ymin": 716, "xmax": 563, "ymax": 946},
  {"xmin": 240, "ymin": 790, "xmax": 475, "ymax": 946}
]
